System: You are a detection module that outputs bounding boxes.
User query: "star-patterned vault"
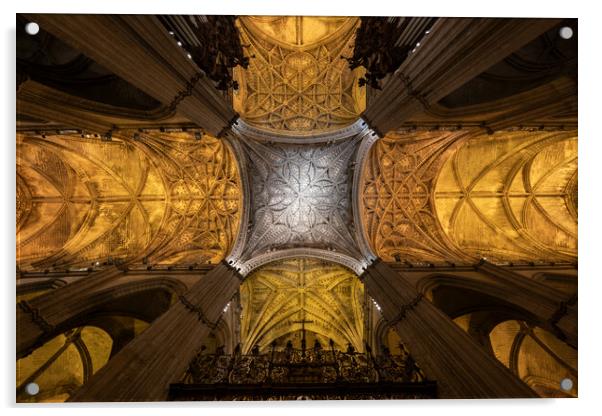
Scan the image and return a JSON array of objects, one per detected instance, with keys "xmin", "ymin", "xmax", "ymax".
[{"xmin": 228, "ymin": 128, "xmax": 368, "ymax": 275}]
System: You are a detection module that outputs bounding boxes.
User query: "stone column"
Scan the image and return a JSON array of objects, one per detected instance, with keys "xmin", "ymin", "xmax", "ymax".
[
  {"xmin": 362, "ymin": 259, "xmax": 537, "ymax": 398},
  {"xmin": 17, "ymin": 80, "xmax": 179, "ymax": 134},
  {"xmin": 67, "ymin": 262, "xmax": 241, "ymax": 402},
  {"xmin": 430, "ymin": 77, "xmax": 576, "ymax": 132},
  {"xmin": 363, "ymin": 18, "xmax": 561, "ymax": 136},
  {"xmin": 17, "ymin": 266, "xmax": 125, "ymax": 358},
  {"xmin": 475, "ymin": 260, "xmax": 577, "ymax": 348},
  {"xmin": 25, "ymin": 14, "xmax": 237, "ymax": 136},
  {"xmin": 17, "ymin": 80, "xmax": 116, "ymax": 134}
]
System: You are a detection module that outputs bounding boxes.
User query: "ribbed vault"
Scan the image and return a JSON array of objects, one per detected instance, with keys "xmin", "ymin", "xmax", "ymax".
[
  {"xmin": 230, "ymin": 128, "xmax": 369, "ymax": 274},
  {"xmin": 239, "ymin": 258, "xmax": 364, "ymax": 353},
  {"xmin": 434, "ymin": 130, "xmax": 577, "ymax": 263},
  {"xmin": 488, "ymin": 320, "xmax": 577, "ymax": 397},
  {"xmin": 233, "ymin": 16, "xmax": 365, "ymax": 133},
  {"xmin": 16, "ymin": 131, "xmax": 242, "ymax": 270},
  {"xmin": 359, "ymin": 129, "xmax": 577, "ymax": 264},
  {"xmin": 358, "ymin": 130, "xmax": 468, "ymax": 263}
]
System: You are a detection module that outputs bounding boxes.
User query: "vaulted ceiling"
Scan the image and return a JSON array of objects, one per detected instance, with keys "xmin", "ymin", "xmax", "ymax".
[
  {"xmin": 228, "ymin": 123, "xmax": 369, "ymax": 275},
  {"xmin": 17, "ymin": 16, "xmax": 578, "ymax": 273},
  {"xmin": 15, "ymin": 14, "xmax": 578, "ymax": 401},
  {"xmin": 16, "ymin": 131, "xmax": 242, "ymax": 270},
  {"xmin": 434, "ymin": 130, "xmax": 577, "ymax": 263},
  {"xmin": 239, "ymin": 258, "xmax": 364, "ymax": 353},
  {"xmin": 16, "ymin": 15, "xmax": 577, "ymax": 290},
  {"xmin": 233, "ymin": 16, "xmax": 365, "ymax": 132},
  {"xmin": 359, "ymin": 129, "xmax": 578, "ymax": 264}
]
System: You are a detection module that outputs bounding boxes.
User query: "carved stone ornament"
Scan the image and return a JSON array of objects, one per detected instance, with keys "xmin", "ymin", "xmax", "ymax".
[{"xmin": 226, "ymin": 123, "xmax": 377, "ymax": 276}]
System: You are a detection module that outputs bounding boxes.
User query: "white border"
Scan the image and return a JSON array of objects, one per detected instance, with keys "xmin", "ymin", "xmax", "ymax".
[{"xmin": 3, "ymin": 2, "xmax": 600, "ymax": 416}]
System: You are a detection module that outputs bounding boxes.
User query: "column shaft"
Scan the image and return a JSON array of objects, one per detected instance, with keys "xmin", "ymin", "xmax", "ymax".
[
  {"xmin": 68, "ymin": 262, "xmax": 241, "ymax": 401},
  {"xmin": 363, "ymin": 18, "xmax": 561, "ymax": 135},
  {"xmin": 25, "ymin": 14, "xmax": 236, "ymax": 136},
  {"xmin": 17, "ymin": 80, "xmax": 179, "ymax": 133},
  {"xmin": 363, "ymin": 259, "xmax": 537, "ymax": 398},
  {"xmin": 17, "ymin": 81, "xmax": 114, "ymax": 133}
]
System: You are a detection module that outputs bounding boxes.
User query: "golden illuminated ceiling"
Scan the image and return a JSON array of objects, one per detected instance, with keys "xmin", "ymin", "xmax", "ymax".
[
  {"xmin": 435, "ymin": 130, "xmax": 577, "ymax": 263},
  {"xmin": 16, "ymin": 132, "xmax": 242, "ymax": 270},
  {"xmin": 239, "ymin": 258, "xmax": 364, "ymax": 353},
  {"xmin": 360, "ymin": 130, "xmax": 577, "ymax": 264},
  {"xmin": 14, "ymin": 15, "xmax": 580, "ymax": 403},
  {"xmin": 359, "ymin": 131, "xmax": 469, "ymax": 263},
  {"xmin": 233, "ymin": 16, "xmax": 365, "ymax": 133}
]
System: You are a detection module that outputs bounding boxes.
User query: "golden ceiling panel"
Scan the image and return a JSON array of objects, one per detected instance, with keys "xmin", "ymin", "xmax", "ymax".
[
  {"xmin": 233, "ymin": 16, "xmax": 365, "ymax": 133},
  {"xmin": 135, "ymin": 131, "xmax": 242, "ymax": 265},
  {"xmin": 16, "ymin": 133, "xmax": 167, "ymax": 270},
  {"xmin": 359, "ymin": 131, "xmax": 469, "ymax": 263},
  {"xmin": 240, "ymin": 258, "xmax": 364, "ymax": 353},
  {"xmin": 434, "ymin": 130, "xmax": 577, "ymax": 263},
  {"xmin": 16, "ymin": 132, "xmax": 242, "ymax": 270},
  {"xmin": 360, "ymin": 130, "xmax": 577, "ymax": 264},
  {"xmin": 239, "ymin": 16, "xmax": 355, "ymax": 48}
]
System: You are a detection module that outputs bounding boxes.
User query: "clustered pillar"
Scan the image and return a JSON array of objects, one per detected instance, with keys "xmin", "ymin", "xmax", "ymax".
[
  {"xmin": 363, "ymin": 18, "xmax": 561, "ymax": 135},
  {"xmin": 17, "ymin": 266, "xmax": 125, "ymax": 359},
  {"xmin": 24, "ymin": 14, "xmax": 237, "ymax": 136},
  {"xmin": 361, "ymin": 259, "xmax": 538, "ymax": 398},
  {"xmin": 68, "ymin": 262, "xmax": 242, "ymax": 401}
]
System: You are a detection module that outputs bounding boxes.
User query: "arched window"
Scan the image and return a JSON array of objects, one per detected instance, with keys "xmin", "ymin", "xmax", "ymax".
[
  {"xmin": 17, "ymin": 325, "xmax": 112, "ymax": 402},
  {"xmin": 489, "ymin": 320, "xmax": 577, "ymax": 397}
]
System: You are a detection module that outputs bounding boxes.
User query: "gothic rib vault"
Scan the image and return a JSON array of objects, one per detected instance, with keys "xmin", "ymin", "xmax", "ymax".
[
  {"xmin": 15, "ymin": 14, "xmax": 578, "ymax": 401},
  {"xmin": 16, "ymin": 131, "xmax": 243, "ymax": 270},
  {"xmin": 239, "ymin": 258, "xmax": 364, "ymax": 353},
  {"xmin": 233, "ymin": 16, "xmax": 365, "ymax": 133},
  {"xmin": 358, "ymin": 129, "xmax": 578, "ymax": 264}
]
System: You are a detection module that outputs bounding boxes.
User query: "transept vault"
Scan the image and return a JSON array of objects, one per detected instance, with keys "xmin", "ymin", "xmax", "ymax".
[
  {"xmin": 233, "ymin": 16, "xmax": 365, "ymax": 132},
  {"xmin": 16, "ymin": 14, "xmax": 577, "ymax": 401}
]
